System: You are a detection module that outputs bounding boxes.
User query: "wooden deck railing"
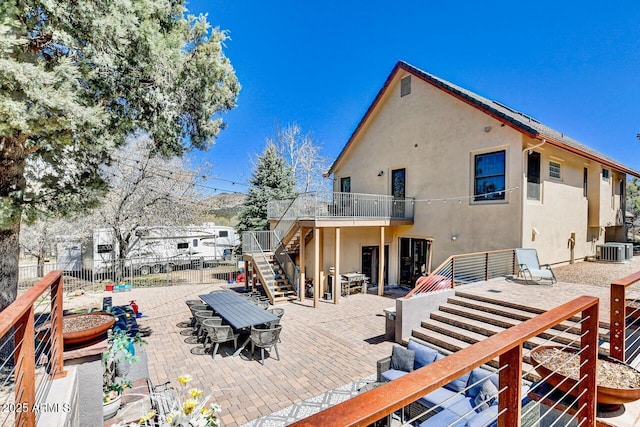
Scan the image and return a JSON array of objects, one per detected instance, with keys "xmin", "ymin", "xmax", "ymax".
[
  {"xmin": 0, "ymin": 270, "xmax": 66, "ymax": 427},
  {"xmin": 406, "ymin": 249, "xmax": 516, "ymax": 298},
  {"xmin": 609, "ymin": 270, "xmax": 640, "ymax": 362},
  {"xmin": 290, "ymin": 296, "xmax": 599, "ymax": 427}
]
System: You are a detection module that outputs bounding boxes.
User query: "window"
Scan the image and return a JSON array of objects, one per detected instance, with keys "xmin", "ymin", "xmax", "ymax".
[
  {"xmin": 219, "ymin": 230, "xmax": 228, "ymax": 238},
  {"xmin": 549, "ymin": 161, "xmax": 561, "ymax": 179},
  {"xmin": 177, "ymin": 242, "xmax": 189, "ymax": 249},
  {"xmin": 527, "ymin": 152, "xmax": 540, "ymax": 201},
  {"xmin": 97, "ymin": 244, "xmax": 113, "ymax": 254},
  {"xmin": 602, "ymin": 168, "xmax": 610, "ymax": 181},
  {"xmin": 340, "ymin": 177, "xmax": 351, "ymax": 193},
  {"xmin": 474, "ymin": 150, "xmax": 506, "ymax": 201},
  {"xmin": 192, "ymin": 239, "xmax": 198, "ymax": 247},
  {"xmin": 400, "ymin": 75, "xmax": 411, "ymax": 97},
  {"xmin": 583, "ymin": 168, "xmax": 588, "ymax": 198}
]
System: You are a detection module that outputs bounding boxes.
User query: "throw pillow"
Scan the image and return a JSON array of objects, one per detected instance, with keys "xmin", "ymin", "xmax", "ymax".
[
  {"xmin": 390, "ymin": 345, "xmax": 416, "ymax": 372},
  {"xmin": 473, "ymin": 379, "xmax": 499, "ymax": 412}
]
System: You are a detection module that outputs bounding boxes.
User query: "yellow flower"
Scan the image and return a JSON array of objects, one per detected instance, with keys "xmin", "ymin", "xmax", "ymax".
[
  {"xmin": 138, "ymin": 410, "xmax": 157, "ymax": 423},
  {"xmin": 189, "ymin": 388, "xmax": 203, "ymax": 398},
  {"xmin": 177, "ymin": 374, "xmax": 193, "ymax": 385},
  {"xmin": 166, "ymin": 411, "xmax": 176, "ymax": 423},
  {"xmin": 183, "ymin": 398, "xmax": 198, "ymax": 415}
]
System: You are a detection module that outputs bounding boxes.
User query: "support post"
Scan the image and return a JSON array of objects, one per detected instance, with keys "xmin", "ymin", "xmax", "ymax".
[
  {"xmin": 498, "ymin": 345, "xmax": 523, "ymax": 427},
  {"xmin": 579, "ymin": 301, "xmax": 599, "ymax": 426},
  {"xmin": 610, "ymin": 283, "xmax": 625, "ymax": 361},
  {"xmin": 14, "ymin": 307, "xmax": 36, "ymax": 427},
  {"xmin": 314, "ymin": 227, "xmax": 320, "ymax": 308},
  {"xmin": 50, "ymin": 273, "xmax": 66, "ymax": 378},
  {"xmin": 378, "ymin": 226, "xmax": 385, "ymax": 296},
  {"xmin": 334, "ymin": 227, "xmax": 341, "ymax": 304},
  {"xmin": 299, "ymin": 227, "xmax": 306, "ymax": 301}
]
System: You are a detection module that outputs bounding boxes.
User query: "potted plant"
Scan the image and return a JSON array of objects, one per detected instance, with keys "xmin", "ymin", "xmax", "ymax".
[{"xmin": 103, "ymin": 329, "xmax": 145, "ymax": 420}]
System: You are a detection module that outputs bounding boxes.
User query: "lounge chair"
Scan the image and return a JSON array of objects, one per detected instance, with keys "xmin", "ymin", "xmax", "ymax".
[{"xmin": 515, "ymin": 248, "xmax": 557, "ymax": 285}]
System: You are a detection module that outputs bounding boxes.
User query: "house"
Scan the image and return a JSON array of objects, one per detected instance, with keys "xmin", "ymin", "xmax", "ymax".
[{"xmin": 245, "ymin": 61, "xmax": 640, "ymax": 305}]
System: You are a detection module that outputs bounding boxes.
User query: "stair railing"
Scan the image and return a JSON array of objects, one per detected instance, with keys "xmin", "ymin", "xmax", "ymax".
[
  {"xmin": 290, "ymin": 295, "xmax": 599, "ymax": 427},
  {"xmin": 0, "ymin": 271, "xmax": 66, "ymax": 427},
  {"xmin": 609, "ymin": 270, "xmax": 640, "ymax": 362},
  {"xmin": 406, "ymin": 249, "xmax": 516, "ymax": 298},
  {"xmin": 244, "ymin": 232, "xmax": 278, "ymax": 302}
]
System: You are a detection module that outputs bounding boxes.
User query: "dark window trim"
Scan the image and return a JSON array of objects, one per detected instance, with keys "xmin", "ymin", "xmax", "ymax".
[{"xmin": 473, "ymin": 150, "xmax": 506, "ymax": 202}]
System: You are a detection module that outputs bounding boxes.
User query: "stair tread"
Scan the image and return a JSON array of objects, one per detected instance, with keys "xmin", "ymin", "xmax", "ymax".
[
  {"xmin": 436, "ymin": 304, "xmax": 610, "ymax": 342},
  {"xmin": 454, "ymin": 291, "xmax": 609, "ymax": 329},
  {"xmin": 445, "ymin": 296, "xmax": 610, "ymax": 336}
]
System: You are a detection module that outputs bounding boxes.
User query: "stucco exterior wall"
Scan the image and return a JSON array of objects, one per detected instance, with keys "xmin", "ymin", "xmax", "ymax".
[
  {"xmin": 520, "ymin": 139, "xmax": 601, "ymax": 264},
  {"xmin": 332, "ymin": 71, "xmax": 523, "ymax": 268}
]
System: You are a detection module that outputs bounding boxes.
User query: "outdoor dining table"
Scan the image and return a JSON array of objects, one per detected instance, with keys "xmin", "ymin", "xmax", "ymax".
[{"xmin": 199, "ymin": 291, "xmax": 279, "ymax": 356}]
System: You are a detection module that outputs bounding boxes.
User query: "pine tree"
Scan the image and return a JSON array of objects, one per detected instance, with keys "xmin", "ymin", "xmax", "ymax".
[
  {"xmin": 238, "ymin": 143, "xmax": 296, "ymax": 233},
  {"xmin": 0, "ymin": 1, "xmax": 240, "ymax": 310}
]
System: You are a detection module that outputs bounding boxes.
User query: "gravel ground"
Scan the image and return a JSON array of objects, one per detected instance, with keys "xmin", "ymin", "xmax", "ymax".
[{"xmin": 553, "ymin": 256, "xmax": 640, "ymax": 287}]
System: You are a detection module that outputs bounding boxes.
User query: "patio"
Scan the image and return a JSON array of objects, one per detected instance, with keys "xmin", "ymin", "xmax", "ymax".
[{"xmin": 103, "ymin": 258, "xmax": 640, "ymax": 426}]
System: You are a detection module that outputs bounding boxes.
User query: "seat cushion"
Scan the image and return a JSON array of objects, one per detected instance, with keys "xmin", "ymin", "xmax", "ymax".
[
  {"xmin": 446, "ymin": 397, "xmax": 476, "ymax": 419},
  {"xmin": 417, "ymin": 386, "xmax": 466, "ymax": 409},
  {"xmin": 467, "ymin": 404, "xmax": 498, "ymax": 427},
  {"xmin": 445, "ymin": 371, "xmax": 471, "ymax": 393},
  {"xmin": 391, "ymin": 345, "xmax": 415, "ymax": 372},
  {"xmin": 418, "ymin": 408, "xmax": 467, "ymax": 427},
  {"xmin": 473, "ymin": 380, "xmax": 498, "ymax": 411},
  {"xmin": 380, "ymin": 369, "xmax": 408, "ymax": 382},
  {"xmin": 467, "ymin": 368, "xmax": 499, "ymax": 400},
  {"xmin": 408, "ymin": 340, "xmax": 439, "ymax": 369}
]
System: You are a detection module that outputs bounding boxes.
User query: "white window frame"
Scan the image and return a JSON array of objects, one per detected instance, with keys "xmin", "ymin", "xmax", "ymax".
[{"xmin": 548, "ymin": 159, "xmax": 562, "ymax": 181}]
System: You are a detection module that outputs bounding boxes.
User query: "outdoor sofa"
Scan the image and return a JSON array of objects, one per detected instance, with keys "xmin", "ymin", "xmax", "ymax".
[{"xmin": 377, "ymin": 339, "xmax": 530, "ymax": 427}]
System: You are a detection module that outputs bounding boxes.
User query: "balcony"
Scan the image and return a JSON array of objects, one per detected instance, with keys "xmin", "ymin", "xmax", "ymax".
[{"xmin": 267, "ymin": 191, "xmax": 415, "ymax": 223}]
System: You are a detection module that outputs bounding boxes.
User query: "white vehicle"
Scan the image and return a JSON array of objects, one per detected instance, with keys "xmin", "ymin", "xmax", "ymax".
[{"xmin": 91, "ymin": 223, "xmax": 239, "ymax": 275}]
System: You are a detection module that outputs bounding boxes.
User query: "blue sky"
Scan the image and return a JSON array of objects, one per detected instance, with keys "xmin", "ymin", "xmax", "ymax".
[{"xmin": 186, "ymin": 1, "xmax": 640, "ymax": 194}]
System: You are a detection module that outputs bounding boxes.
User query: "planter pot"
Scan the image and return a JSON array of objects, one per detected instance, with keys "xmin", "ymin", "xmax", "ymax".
[
  {"xmin": 103, "ymin": 394, "xmax": 121, "ymax": 420},
  {"xmin": 105, "ymin": 284, "xmax": 114, "ymax": 291},
  {"xmin": 37, "ymin": 312, "xmax": 116, "ymax": 351},
  {"xmin": 530, "ymin": 346, "xmax": 640, "ymax": 410}
]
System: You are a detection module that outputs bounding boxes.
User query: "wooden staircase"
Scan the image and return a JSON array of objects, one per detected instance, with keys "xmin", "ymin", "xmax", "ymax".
[
  {"xmin": 406, "ymin": 291, "xmax": 611, "ymax": 383},
  {"xmin": 249, "ymin": 252, "xmax": 297, "ymax": 305}
]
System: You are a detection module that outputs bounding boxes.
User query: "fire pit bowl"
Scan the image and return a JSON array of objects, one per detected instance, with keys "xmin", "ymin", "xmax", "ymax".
[
  {"xmin": 530, "ymin": 346, "xmax": 640, "ymax": 410},
  {"xmin": 37, "ymin": 312, "xmax": 116, "ymax": 350}
]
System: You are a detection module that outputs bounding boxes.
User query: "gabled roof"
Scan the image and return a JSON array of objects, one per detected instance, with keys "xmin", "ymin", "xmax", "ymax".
[{"xmin": 327, "ymin": 61, "xmax": 640, "ymax": 178}]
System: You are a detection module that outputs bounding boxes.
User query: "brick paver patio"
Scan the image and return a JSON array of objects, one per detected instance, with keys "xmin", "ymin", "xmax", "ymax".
[
  {"xmin": 111, "ymin": 284, "xmax": 400, "ymax": 426},
  {"xmin": 106, "ymin": 257, "xmax": 640, "ymax": 426}
]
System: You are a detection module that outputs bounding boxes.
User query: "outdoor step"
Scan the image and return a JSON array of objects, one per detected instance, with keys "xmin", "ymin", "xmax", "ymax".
[
  {"xmin": 433, "ymin": 306, "xmax": 610, "ymax": 345},
  {"xmin": 454, "ymin": 291, "xmax": 610, "ymax": 330},
  {"xmin": 411, "ymin": 327, "xmax": 540, "ymax": 383},
  {"xmin": 421, "ymin": 317, "xmax": 575, "ymax": 352},
  {"xmin": 445, "ymin": 296, "xmax": 609, "ymax": 340}
]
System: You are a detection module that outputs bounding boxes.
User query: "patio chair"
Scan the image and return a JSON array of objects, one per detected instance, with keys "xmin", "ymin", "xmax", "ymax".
[
  {"xmin": 188, "ymin": 303, "xmax": 209, "ymax": 328},
  {"xmin": 515, "ymin": 248, "xmax": 557, "ymax": 285},
  {"xmin": 250, "ymin": 325, "xmax": 282, "ymax": 365},
  {"xmin": 200, "ymin": 317, "xmax": 223, "ymax": 351},
  {"xmin": 194, "ymin": 310, "xmax": 216, "ymax": 341},
  {"xmin": 204, "ymin": 324, "xmax": 239, "ymax": 360}
]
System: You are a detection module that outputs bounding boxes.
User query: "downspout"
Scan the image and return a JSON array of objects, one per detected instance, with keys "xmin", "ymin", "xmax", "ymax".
[{"xmin": 521, "ymin": 138, "xmax": 547, "ymax": 248}]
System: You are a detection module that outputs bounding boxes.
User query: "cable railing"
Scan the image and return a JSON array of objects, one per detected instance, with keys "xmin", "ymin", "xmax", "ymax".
[
  {"xmin": 290, "ymin": 295, "xmax": 600, "ymax": 427},
  {"xmin": 609, "ymin": 271, "xmax": 640, "ymax": 363},
  {"xmin": 0, "ymin": 271, "xmax": 66, "ymax": 427},
  {"xmin": 406, "ymin": 249, "xmax": 516, "ymax": 297},
  {"xmin": 267, "ymin": 191, "xmax": 415, "ymax": 221}
]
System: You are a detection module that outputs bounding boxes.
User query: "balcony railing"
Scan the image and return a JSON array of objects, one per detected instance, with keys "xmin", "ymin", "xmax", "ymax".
[
  {"xmin": 406, "ymin": 249, "xmax": 516, "ymax": 297},
  {"xmin": 290, "ymin": 295, "xmax": 600, "ymax": 427},
  {"xmin": 267, "ymin": 191, "xmax": 415, "ymax": 221},
  {"xmin": 0, "ymin": 270, "xmax": 66, "ymax": 427},
  {"xmin": 609, "ymin": 270, "xmax": 640, "ymax": 362}
]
